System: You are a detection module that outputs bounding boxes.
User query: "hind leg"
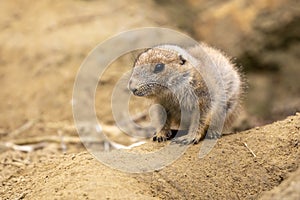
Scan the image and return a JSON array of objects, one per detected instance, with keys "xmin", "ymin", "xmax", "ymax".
[{"xmin": 191, "ymin": 111, "xmax": 222, "ymax": 144}]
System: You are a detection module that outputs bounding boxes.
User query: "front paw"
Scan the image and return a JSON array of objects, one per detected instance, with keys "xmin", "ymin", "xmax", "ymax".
[
  {"xmin": 205, "ymin": 129, "xmax": 221, "ymax": 139},
  {"xmin": 152, "ymin": 130, "xmax": 172, "ymax": 142}
]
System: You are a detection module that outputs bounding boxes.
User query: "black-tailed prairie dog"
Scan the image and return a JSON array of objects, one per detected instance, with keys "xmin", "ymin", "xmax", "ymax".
[{"xmin": 128, "ymin": 43, "xmax": 243, "ymax": 144}]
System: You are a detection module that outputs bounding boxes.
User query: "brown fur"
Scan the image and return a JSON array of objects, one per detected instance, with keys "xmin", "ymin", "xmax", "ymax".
[{"xmin": 128, "ymin": 43, "xmax": 243, "ymax": 144}]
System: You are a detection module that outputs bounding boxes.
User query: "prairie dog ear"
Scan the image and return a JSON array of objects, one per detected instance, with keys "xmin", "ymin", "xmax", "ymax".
[{"xmin": 179, "ymin": 55, "xmax": 186, "ymax": 65}]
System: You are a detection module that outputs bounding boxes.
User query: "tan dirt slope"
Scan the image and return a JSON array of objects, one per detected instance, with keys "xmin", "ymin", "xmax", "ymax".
[{"xmin": 1, "ymin": 113, "xmax": 299, "ymax": 199}]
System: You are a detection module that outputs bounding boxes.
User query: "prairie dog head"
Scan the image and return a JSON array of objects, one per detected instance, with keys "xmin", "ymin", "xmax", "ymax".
[{"xmin": 128, "ymin": 45, "xmax": 193, "ymax": 97}]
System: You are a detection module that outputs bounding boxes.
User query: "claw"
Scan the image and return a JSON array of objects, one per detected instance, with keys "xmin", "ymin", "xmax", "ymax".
[
  {"xmin": 153, "ymin": 135, "xmax": 157, "ymax": 141},
  {"xmin": 158, "ymin": 137, "xmax": 162, "ymax": 142},
  {"xmin": 192, "ymin": 138, "xmax": 200, "ymax": 144},
  {"xmin": 152, "ymin": 130, "xmax": 172, "ymax": 142},
  {"xmin": 166, "ymin": 131, "xmax": 172, "ymax": 138}
]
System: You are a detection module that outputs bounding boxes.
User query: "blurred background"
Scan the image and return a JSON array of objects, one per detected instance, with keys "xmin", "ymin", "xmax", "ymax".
[{"xmin": 0, "ymin": 0, "xmax": 299, "ymax": 148}]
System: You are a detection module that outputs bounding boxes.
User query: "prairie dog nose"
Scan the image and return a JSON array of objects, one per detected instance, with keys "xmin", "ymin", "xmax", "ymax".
[{"xmin": 128, "ymin": 78, "xmax": 138, "ymax": 93}]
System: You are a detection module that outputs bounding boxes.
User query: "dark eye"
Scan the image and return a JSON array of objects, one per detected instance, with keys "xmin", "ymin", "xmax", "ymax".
[{"xmin": 153, "ymin": 63, "xmax": 165, "ymax": 73}]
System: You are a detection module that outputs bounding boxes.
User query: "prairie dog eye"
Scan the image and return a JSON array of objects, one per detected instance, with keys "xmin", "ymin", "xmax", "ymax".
[{"xmin": 154, "ymin": 63, "xmax": 165, "ymax": 73}]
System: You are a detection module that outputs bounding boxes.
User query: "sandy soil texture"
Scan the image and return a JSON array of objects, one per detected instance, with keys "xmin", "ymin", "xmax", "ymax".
[
  {"xmin": 1, "ymin": 114, "xmax": 299, "ymax": 199},
  {"xmin": 0, "ymin": 0, "xmax": 299, "ymax": 199}
]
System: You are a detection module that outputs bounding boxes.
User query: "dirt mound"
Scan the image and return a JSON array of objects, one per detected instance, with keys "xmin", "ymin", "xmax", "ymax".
[
  {"xmin": 261, "ymin": 167, "xmax": 300, "ymax": 200},
  {"xmin": 1, "ymin": 114, "xmax": 299, "ymax": 199}
]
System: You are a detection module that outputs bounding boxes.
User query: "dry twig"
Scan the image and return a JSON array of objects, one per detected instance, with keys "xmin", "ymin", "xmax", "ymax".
[
  {"xmin": 243, "ymin": 142, "xmax": 257, "ymax": 157},
  {"xmin": 4, "ymin": 142, "xmax": 47, "ymax": 152}
]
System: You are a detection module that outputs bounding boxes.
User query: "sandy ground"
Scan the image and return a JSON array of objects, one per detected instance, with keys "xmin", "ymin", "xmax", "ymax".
[
  {"xmin": 0, "ymin": 0, "xmax": 299, "ymax": 199},
  {"xmin": 1, "ymin": 114, "xmax": 299, "ymax": 199}
]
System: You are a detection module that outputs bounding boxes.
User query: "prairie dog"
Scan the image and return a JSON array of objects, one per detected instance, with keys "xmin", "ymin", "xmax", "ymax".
[{"xmin": 128, "ymin": 43, "xmax": 242, "ymax": 144}]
